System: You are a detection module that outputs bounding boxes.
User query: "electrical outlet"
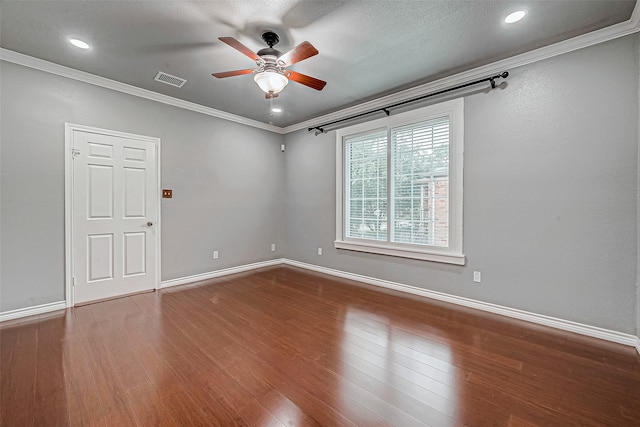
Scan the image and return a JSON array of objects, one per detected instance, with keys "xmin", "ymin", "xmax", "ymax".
[
  {"xmin": 473, "ymin": 271, "xmax": 481, "ymax": 283},
  {"xmin": 318, "ymin": 247, "xmax": 323, "ymax": 256},
  {"xmin": 271, "ymin": 243, "xmax": 276, "ymax": 252},
  {"xmin": 213, "ymin": 251, "xmax": 219, "ymax": 259}
]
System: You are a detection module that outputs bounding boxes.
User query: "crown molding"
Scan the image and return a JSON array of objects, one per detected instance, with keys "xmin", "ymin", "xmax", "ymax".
[
  {"xmin": 283, "ymin": 4, "xmax": 640, "ymax": 134},
  {"xmin": 1, "ymin": 1, "xmax": 638, "ymax": 136},
  {"xmin": 0, "ymin": 48, "xmax": 284, "ymax": 134}
]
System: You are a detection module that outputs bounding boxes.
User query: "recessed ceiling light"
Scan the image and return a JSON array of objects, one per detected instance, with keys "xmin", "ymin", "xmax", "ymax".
[
  {"xmin": 69, "ymin": 38, "xmax": 90, "ymax": 49},
  {"xmin": 505, "ymin": 10, "xmax": 526, "ymax": 24},
  {"xmin": 271, "ymin": 108, "xmax": 282, "ymax": 113}
]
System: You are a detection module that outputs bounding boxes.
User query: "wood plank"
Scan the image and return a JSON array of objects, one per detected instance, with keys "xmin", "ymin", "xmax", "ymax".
[
  {"xmin": 257, "ymin": 389, "xmax": 324, "ymax": 427},
  {"xmin": 239, "ymin": 399, "xmax": 288, "ymax": 427},
  {"xmin": 62, "ymin": 336, "xmax": 106, "ymax": 427},
  {"xmin": 126, "ymin": 382, "xmax": 178, "ymax": 427},
  {"xmin": 1, "ymin": 322, "xmax": 38, "ymax": 426},
  {"xmin": 88, "ymin": 301, "xmax": 150, "ymax": 391},
  {"xmin": 1, "ymin": 266, "xmax": 639, "ymax": 426},
  {"xmin": 33, "ymin": 315, "xmax": 70, "ymax": 426},
  {"xmin": 80, "ymin": 320, "xmax": 140, "ymax": 425}
]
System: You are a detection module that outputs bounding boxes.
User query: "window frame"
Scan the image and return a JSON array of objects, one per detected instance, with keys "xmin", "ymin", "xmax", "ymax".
[{"xmin": 335, "ymin": 98, "xmax": 465, "ymax": 265}]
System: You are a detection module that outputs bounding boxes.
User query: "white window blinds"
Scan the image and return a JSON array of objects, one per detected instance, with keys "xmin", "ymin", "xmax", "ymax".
[
  {"xmin": 336, "ymin": 97, "xmax": 464, "ymax": 265},
  {"xmin": 345, "ymin": 130, "xmax": 387, "ymax": 241},
  {"xmin": 391, "ymin": 117, "xmax": 450, "ymax": 247}
]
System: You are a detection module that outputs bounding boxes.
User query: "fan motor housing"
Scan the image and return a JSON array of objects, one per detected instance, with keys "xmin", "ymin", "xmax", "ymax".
[
  {"xmin": 258, "ymin": 31, "xmax": 282, "ymax": 58},
  {"xmin": 257, "ymin": 47, "xmax": 282, "ymax": 57}
]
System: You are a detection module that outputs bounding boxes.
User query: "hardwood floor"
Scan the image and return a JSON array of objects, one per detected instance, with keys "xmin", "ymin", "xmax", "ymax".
[{"xmin": 1, "ymin": 266, "xmax": 639, "ymax": 426}]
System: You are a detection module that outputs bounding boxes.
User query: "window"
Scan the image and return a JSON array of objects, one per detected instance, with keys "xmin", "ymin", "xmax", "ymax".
[{"xmin": 336, "ymin": 98, "xmax": 464, "ymax": 265}]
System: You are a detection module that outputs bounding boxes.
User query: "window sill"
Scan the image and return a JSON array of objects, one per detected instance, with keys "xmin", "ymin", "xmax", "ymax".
[{"xmin": 334, "ymin": 240, "xmax": 466, "ymax": 265}]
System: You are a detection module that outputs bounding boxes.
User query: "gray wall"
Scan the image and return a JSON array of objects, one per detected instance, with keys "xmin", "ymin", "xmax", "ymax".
[
  {"xmin": 284, "ymin": 34, "xmax": 639, "ymax": 334},
  {"xmin": 1, "ymin": 34, "xmax": 639, "ymax": 338},
  {"xmin": 0, "ymin": 61, "xmax": 285, "ymax": 312}
]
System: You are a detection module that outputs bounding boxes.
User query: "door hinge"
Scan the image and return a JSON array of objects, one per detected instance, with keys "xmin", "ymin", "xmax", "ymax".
[
  {"xmin": 72, "ymin": 277, "xmax": 76, "ymax": 287},
  {"xmin": 71, "ymin": 148, "xmax": 80, "ymax": 159}
]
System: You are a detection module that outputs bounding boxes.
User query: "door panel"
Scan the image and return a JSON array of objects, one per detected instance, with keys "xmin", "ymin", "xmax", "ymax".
[
  {"xmin": 88, "ymin": 234, "xmax": 114, "ymax": 282},
  {"xmin": 124, "ymin": 232, "xmax": 146, "ymax": 276},
  {"xmin": 123, "ymin": 146, "xmax": 146, "ymax": 162},
  {"xmin": 124, "ymin": 167, "xmax": 146, "ymax": 217},
  {"xmin": 88, "ymin": 164, "xmax": 114, "ymax": 218},
  {"xmin": 73, "ymin": 129, "xmax": 158, "ymax": 304}
]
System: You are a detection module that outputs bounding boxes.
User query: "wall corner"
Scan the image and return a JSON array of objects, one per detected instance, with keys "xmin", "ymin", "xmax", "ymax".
[{"xmin": 636, "ymin": 32, "xmax": 640, "ymax": 345}]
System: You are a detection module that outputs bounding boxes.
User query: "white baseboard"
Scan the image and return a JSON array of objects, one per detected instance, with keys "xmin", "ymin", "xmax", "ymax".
[
  {"xmin": 16, "ymin": 256, "xmax": 628, "ymax": 354},
  {"xmin": 0, "ymin": 260, "xmax": 284, "ymax": 323},
  {"xmin": 0, "ymin": 301, "xmax": 67, "ymax": 323},
  {"xmin": 282, "ymin": 259, "xmax": 640, "ymax": 351},
  {"xmin": 160, "ymin": 258, "xmax": 285, "ymax": 289}
]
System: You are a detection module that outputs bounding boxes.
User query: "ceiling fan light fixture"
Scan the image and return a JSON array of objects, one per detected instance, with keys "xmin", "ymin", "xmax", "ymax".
[{"xmin": 254, "ymin": 71, "xmax": 289, "ymax": 95}]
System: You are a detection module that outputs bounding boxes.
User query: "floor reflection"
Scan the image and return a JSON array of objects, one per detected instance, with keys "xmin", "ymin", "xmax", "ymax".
[
  {"xmin": 3, "ymin": 267, "xmax": 638, "ymax": 426},
  {"xmin": 336, "ymin": 307, "xmax": 458, "ymax": 426}
]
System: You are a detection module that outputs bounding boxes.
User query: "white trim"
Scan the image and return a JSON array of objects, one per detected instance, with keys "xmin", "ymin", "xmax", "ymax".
[
  {"xmin": 0, "ymin": 301, "xmax": 66, "ymax": 322},
  {"xmin": 64, "ymin": 124, "xmax": 73, "ymax": 307},
  {"xmin": 334, "ymin": 241, "xmax": 465, "ymax": 265},
  {"xmin": 64, "ymin": 123, "xmax": 161, "ymax": 307},
  {"xmin": 159, "ymin": 258, "xmax": 284, "ymax": 289},
  {"xmin": 335, "ymin": 99, "xmax": 465, "ymax": 265},
  {"xmin": 282, "ymin": 259, "xmax": 640, "ymax": 350},
  {"xmin": 1, "ymin": 3, "xmax": 638, "ymax": 136},
  {"xmin": 0, "ymin": 48, "xmax": 283, "ymax": 135},
  {"xmin": 11, "ymin": 255, "xmax": 635, "ymax": 354},
  {"xmin": 156, "ymin": 131, "xmax": 163, "ymax": 303},
  {"xmin": 285, "ymin": 5, "xmax": 640, "ymax": 134},
  {"xmin": 637, "ymin": 14, "xmax": 640, "ymax": 356}
]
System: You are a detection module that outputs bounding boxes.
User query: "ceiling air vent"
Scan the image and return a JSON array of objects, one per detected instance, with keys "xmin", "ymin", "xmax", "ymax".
[{"xmin": 154, "ymin": 71, "xmax": 187, "ymax": 88}]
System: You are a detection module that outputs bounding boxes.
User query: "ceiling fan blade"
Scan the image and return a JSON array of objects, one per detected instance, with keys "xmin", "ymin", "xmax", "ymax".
[
  {"xmin": 211, "ymin": 69, "xmax": 254, "ymax": 78},
  {"xmin": 286, "ymin": 70, "xmax": 326, "ymax": 91},
  {"xmin": 278, "ymin": 41, "xmax": 318, "ymax": 66},
  {"xmin": 218, "ymin": 37, "xmax": 260, "ymax": 61}
]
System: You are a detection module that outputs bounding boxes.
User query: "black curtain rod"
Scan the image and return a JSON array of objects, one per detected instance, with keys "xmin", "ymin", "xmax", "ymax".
[{"xmin": 308, "ymin": 71, "xmax": 509, "ymax": 134}]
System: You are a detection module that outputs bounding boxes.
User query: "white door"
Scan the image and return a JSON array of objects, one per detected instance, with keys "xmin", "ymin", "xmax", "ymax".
[{"xmin": 70, "ymin": 126, "xmax": 158, "ymax": 304}]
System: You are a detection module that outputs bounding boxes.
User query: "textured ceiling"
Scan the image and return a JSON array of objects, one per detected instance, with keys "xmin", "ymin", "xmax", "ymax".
[{"xmin": 0, "ymin": 0, "xmax": 636, "ymax": 127}]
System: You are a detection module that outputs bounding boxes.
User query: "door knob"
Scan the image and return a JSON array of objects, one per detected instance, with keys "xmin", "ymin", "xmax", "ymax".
[{"xmin": 147, "ymin": 221, "xmax": 154, "ymax": 227}]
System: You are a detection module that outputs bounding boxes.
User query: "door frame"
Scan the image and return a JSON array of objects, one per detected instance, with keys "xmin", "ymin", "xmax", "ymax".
[{"xmin": 64, "ymin": 123, "xmax": 161, "ymax": 307}]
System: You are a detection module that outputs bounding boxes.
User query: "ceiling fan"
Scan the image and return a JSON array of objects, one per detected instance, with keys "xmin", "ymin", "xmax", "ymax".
[{"xmin": 212, "ymin": 31, "xmax": 327, "ymax": 99}]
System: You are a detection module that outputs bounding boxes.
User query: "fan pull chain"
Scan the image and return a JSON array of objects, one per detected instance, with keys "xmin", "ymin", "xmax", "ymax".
[{"xmin": 268, "ymin": 96, "xmax": 274, "ymax": 125}]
